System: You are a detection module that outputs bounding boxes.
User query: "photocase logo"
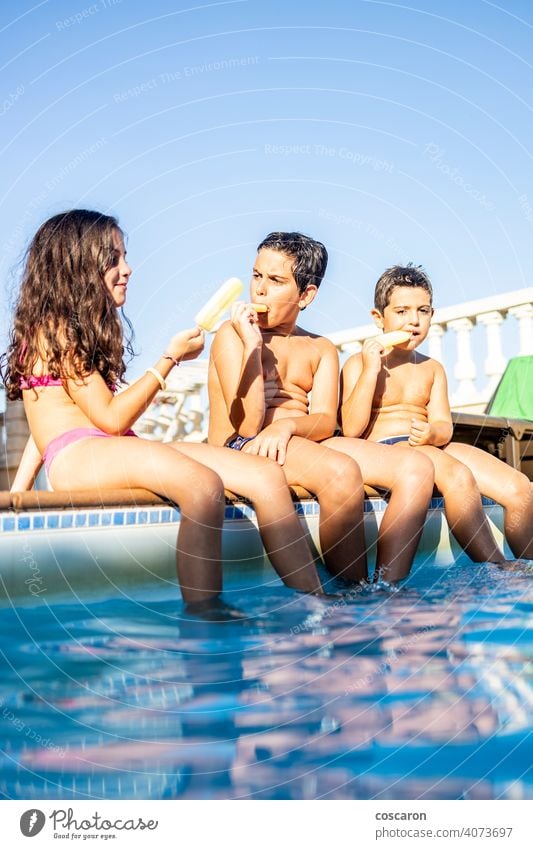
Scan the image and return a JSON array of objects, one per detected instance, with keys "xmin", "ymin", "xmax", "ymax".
[{"xmin": 20, "ymin": 809, "xmax": 46, "ymax": 837}]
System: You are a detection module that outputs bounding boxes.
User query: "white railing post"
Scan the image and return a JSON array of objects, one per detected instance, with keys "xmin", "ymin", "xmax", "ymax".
[
  {"xmin": 447, "ymin": 317, "xmax": 479, "ymax": 406},
  {"xmin": 477, "ymin": 310, "xmax": 507, "ymax": 397},
  {"xmin": 508, "ymin": 303, "xmax": 533, "ymax": 355},
  {"xmin": 427, "ymin": 323, "xmax": 445, "ymax": 363}
]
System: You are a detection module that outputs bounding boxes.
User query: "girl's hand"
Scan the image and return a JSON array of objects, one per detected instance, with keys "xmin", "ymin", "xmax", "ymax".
[
  {"xmin": 168, "ymin": 326, "xmax": 205, "ymax": 362},
  {"xmin": 230, "ymin": 301, "xmax": 262, "ymax": 349},
  {"xmin": 361, "ymin": 338, "xmax": 385, "ymax": 375},
  {"xmin": 408, "ymin": 419, "xmax": 432, "ymax": 446}
]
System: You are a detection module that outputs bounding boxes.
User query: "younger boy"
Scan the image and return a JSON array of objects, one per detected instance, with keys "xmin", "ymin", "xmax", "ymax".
[
  {"xmin": 209, "ymin": 233, "xmax": 435, "ymax": 583},
  {"xmin": 340, "ymin": 263, "xmax": 533, "ymax": 564}
]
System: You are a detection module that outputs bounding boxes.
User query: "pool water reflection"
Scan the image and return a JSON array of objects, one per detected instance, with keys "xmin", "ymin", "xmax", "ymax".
[{"xmin": 1, "ymin": 557, "xmax": 532, "ymax": 799}]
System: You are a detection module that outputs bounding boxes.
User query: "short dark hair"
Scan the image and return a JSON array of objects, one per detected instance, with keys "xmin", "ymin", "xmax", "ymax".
[
  {"xmin": 374, "ymin": 263, "xmax": 433, "ymax": 313},
  {"xmin": 257, "ymin": 231, "xmax": 328, "ymax": 294}
]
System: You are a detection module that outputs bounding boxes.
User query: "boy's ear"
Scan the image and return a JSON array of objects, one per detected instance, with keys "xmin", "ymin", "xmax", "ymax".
[
  {"xmin": 298, "ymin": 284, "xmax": 318, "ymax": 311},
  {"xmin": 371, "ymin": 308, "xmax": 384, "ymax": 329}
]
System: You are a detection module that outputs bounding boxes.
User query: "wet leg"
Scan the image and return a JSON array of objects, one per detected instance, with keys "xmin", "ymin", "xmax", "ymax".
[
  {"xmin": 280, "ymin": 437, "xmax": 367, "ymax": 583},
  {"xmin": 324, "ymin": 438, "xmax": 434, "ymax": 581},
  {"xmin": 175, "ymin": 443, "xmax": 322, "ymax": 593},
  {"xmin": 415, "ymin": 446, "xmax": 506, "ymax": 562},
  {"xmin": 444, "ymin": 442, "xmax": 533, "ymax": 558}
]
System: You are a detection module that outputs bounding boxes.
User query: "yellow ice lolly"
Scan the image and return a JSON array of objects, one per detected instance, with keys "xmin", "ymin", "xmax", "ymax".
[
  {"xmin": 376, "ymin": 330, "xmax": 411, "ymax": 347},
  {"xmin": 195, "ymin": 277, "xmax": 244, "ymax": 331},
  {"xmin": 251, "ymin": 303, "xmax": 268, "ymax": 313}
]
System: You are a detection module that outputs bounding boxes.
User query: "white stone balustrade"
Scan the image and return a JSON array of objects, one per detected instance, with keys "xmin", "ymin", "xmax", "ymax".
[
  {"xmin": 327, "ymin": 287, "xmax": 533, "ymax": 412},
  {"xmin": 508, "ymin": 303, "xmax": 533, "ymax": 356},
  {"xmin": 135, "ymin": 362, "xmax": 209, "ymax": 443}
]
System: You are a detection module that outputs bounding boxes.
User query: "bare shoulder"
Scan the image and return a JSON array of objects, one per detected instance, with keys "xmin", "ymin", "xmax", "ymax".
[
  {"xmin": 341, "ymin": 351, "xmax": 363, "ymax": 380},
  {"xmin": 419, "ymin": 354, "xmax": 447, "ymax": 377},
  {"xmin": 294, "ymin": 326, "xmax": 337, "ymax": 355},
  {"xmin": 210, "ymin": 320, "xmax": 241, "ymax": 361},
  {"xmin": 211, "ymin": 319, "xmax": 238, "ymax": 346},
  {"xmin": 412, "ymin": 354, "xmax": 448, "ymax": 393},
  {"xmin": 414, "ymin": 351, "xmax": 440, "ymax": 369},
  {"xmin": 342, "ymin": 350, "xmax": 363, "ymax": 370}
]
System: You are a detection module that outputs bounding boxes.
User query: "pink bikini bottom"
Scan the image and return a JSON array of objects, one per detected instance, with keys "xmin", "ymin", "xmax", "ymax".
[{"xmin": 43, "ymin": 428, "xmax": 137, "ymax": 476}]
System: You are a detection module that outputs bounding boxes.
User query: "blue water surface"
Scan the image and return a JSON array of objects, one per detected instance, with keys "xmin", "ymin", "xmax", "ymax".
[{"xmin": 0, "ymin": 557, "xmax": 532, "ymax": 800}]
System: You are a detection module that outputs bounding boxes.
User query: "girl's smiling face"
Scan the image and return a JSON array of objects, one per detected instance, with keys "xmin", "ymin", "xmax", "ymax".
[{"xmin": 103, "ymin": 229, "xmax": 132, "ymax": 307}]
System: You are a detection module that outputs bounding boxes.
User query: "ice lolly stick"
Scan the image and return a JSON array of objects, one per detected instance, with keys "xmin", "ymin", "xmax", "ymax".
[{"xmin": 195, "ymin": 277, "xmax": 244, "ymax": 331}]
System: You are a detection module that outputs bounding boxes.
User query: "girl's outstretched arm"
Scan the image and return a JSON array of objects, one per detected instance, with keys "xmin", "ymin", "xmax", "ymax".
[
  {"xmin": 10, "ymin": 434, "xmax": 43, "ymax": 491},
  {"xmin": 67, "ymin": 327, "xmax": 204, "ymax": 435}
]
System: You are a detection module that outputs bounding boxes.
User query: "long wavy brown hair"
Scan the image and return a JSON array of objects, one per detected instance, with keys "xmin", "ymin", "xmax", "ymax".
[{"xmin": 2, "ymin": 209, "xmax": 134, "ymax": 400}]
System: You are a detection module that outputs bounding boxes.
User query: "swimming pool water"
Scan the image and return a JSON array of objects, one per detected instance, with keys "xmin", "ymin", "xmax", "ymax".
[{"xmin": 1, "ymin": 557, "xmax": 532, "ymax": 800}]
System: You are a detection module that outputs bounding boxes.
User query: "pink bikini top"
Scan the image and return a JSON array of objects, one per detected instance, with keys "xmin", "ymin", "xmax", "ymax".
[
  {"xmin": 20, "ymin": 374, "xmax": 117, "ymax": 392},
  {"xmin": 20, "ymin": 375, "xmax": 63, "ymax": 390}
]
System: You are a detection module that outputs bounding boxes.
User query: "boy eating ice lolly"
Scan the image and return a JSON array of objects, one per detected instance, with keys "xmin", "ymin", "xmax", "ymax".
[{"xmin": 339, "ymin": 263, "xmax": 533, "ymax": 566}]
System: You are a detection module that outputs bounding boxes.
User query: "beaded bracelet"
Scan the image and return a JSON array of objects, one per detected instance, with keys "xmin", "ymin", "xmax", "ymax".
[
  {"xmin": 162, "ymin": 352, "xmax": 181, "ymax": 367},
  {"xmin": 145, "ymin": 367, "xmax": 166, "ymax": 391}
]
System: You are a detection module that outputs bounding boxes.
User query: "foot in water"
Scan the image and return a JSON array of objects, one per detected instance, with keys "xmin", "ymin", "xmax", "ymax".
[
  {"xmin": 495, "ymin": 559, "xmax": 533, "ymax": 573},
  {"xmin": 183, "ymin": 598, "xmax": 250, "ymax": 622},
  {"xmin": 319, "ymin": 571, "xmax": 371, "ymax": 595},
  {"xmin": 372, "ymin": 566, "xmax": 407, "ymax": 591}
]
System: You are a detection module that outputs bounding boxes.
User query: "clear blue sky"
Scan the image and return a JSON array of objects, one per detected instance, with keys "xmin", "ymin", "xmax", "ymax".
[{"xmin": 1, "ymin": 0, "xmax": 532, "ymax": 377}]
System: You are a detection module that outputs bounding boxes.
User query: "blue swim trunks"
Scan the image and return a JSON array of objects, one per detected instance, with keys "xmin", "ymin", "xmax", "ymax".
[
  {"xmin": 225, "ymin": 435, "xmax": 256, "ymax": 451},
  {"xmin": 376, "ymin": 435, "xmax": 410, "ymax": 446}
]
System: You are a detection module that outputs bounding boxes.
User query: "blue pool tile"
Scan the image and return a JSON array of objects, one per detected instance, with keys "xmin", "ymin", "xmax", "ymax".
[
  {"xmin": 2, "ymin": 517, "xmax": 15, "ymax": 532},
  {"xmin": 17, "ymin": 516, "xmax": 31, "ymax": 531},
  {"xmin": 61, "ymin": 514, "xmax": 73, "ymax": 529},
  {"xmin": 47, "ymin": 515, "xmax": 59, "ymax": 529},
  {"xmin": 113, "ymin": 512, "xmax": 124, "ymax": 526},
  {"xmin": 149, "ymin": 511, "xmax": 160, "ymax": 524},
  {"xmin": 170, "ymin": 508, "xmax": 179, "ymax": 522},
  {"xmin": 32, "ymin": 515, "xmax": 45, "ymax": 529},
  {"xmin": 161, "ymin": 509, "xmax": 171, "ymax": 522},
  {"xmin": 126, "ymin": 512, "xmax": 136, "ymax": 525},
  {"xmin": 231, "ymin": 505, "xmax": 252, "ymax": 520},
  {"xmin": 88, "ymin": 513, "xmax": 100, "ymax": 527},
  {"xmin": 138, "ymin": 511, "xmax": 148, "ymax": 524},
  {"xmin": 364, "ymin": 499, "xmax": 387, "ymax": 513},
  {"xmin": 102, "ymin": 512, "xmax": 112, "ymax": 526},
  {"xmin": 75, "ymin": 514, "xmax": 87, "ymax": 527}
]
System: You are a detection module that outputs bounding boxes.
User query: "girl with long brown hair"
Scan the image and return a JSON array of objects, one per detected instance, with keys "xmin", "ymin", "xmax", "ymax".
[{"xmin": 2, "ymin": 210, "xmax": 323, "ymax": 603}]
